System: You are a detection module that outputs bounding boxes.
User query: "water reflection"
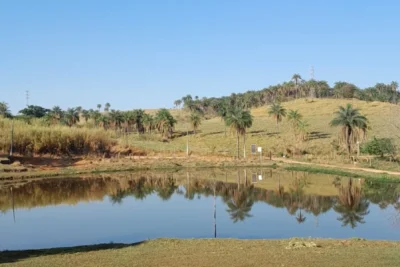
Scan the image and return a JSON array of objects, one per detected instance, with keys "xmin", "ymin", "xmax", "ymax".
[
  {"xmin": 334, "ymin": 179, "xmax": 370, "ymax": 229},
  {"xmin": 1, "ymin": 169, "xmax": 400, "ymax": 250},
  {"xmin": 1, "ymin": 171, "xmax": 398, "ymax": 229}
]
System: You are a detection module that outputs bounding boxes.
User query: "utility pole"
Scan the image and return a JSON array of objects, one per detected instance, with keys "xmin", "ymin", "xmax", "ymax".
[{"xmin": 26, "ymin": 90, "xmax": 30, "ymax": 106}]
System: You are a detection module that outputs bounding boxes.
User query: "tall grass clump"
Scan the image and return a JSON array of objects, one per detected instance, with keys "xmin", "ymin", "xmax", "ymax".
[{"xmin": 0, "ymin": 118, "xmax": 116, "ymax": 156}]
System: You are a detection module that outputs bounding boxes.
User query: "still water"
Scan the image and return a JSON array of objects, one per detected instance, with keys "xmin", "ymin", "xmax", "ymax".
[{"xmin": 1, "ymin": 169, "xmax": 399, "ymax": 250}]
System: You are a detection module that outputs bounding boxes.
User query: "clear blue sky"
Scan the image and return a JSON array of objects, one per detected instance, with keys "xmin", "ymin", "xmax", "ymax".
[{"xmin": 1, "ymin": 0, "xmax": 400, "ymax": 114}]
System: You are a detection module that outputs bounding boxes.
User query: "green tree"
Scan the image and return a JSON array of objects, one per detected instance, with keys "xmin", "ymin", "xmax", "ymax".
[
  {"xmin": 361, "ymin": 137, "xmax": 396, "ymax": 158},
  {"xmin": 225, "ymin": 107, "xmax": 253, "ymax": 159},
  {"xmin": 268, "ymin": 102, "xmax": 286, "ymax": 132},
  {"xmin": 64, "ymin": 108, "xmax": 80, "ymax": 126},
  {"xmin": 97, "ymin": 104, "xmax": 102, "ymax": 111},
  {"xmin": 19, "ymin": 105, "xmax": 49, "ymax": 118},
  {"xmin": 0, "ymin": 102, "xmax": 12, "ymax": 118},
  {"xmin": 81, "ymin": 109, "xmax": 90, "ymax": 122},
  {"xmin": 391, "ymin": 81, "xmax": 398, "ymax": 104},
  {"xmin": 50, "ymin": 106, "xmax": 64, "ymax": 124},
  {"xmin": 155, "ymin": 109, "xmax": 177, "ymax": 139},
  {"xmin": 104, "ymin": 103, "xmax": 111, "ymax": 112},
  {"xmin": 291, "ymin": 74, "xmax": 302, "ymax": 99},
  {"xmin": 330, "ymin": 104, "xmax": 369, "ymax": 155},
  {"xmin": 190, "ymin": 112, "xmax": 202, "ymax": 135},
  {"xmin": 143, "ymin": 113, "xmax": 154, "ymax": 134}
]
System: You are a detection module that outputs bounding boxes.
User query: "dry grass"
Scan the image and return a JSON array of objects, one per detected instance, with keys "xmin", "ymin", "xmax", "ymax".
[
  {"xmin": 0, "ymin": 118, "xmax": 116, "ymax": 156},
  {"xmin": 1, "ymin": 238, "xmax": 399, "ymax": 267},
  {"xmin": 130, "ymin": 99, "xmax": 400, "ymax": 161}
]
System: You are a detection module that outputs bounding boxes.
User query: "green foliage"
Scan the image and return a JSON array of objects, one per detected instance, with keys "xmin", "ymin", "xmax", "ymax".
[
  {"xmin": 330, "ymin": 104, "xmax": 369, "ymax": 154},
  {"xmin": 19, "ymin": 105, "xmax": 50, "ymax": 118},
  {"xmin": 268, "ymin": 102, "xmax": 286, "ymax": 131},
  {"xmin": 361, "ymin": 137, "xmax": 396, "ymax": 157},
  {"xmin": 190, "ymin": 112, "xmax": 202, "ymax": 134},
  {"xmin": 154, "ymin": 109, "xmax": 177, "ymax": 139},
  {"xmin": 0, "ymin": 102, "xmax": 12, "ymax": 118}
]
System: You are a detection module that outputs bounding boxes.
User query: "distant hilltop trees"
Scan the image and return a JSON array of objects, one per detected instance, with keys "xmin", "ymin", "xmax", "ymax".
[{"xmin": 175, "ymin": 75, "xmax": 399, "ymax": 116}]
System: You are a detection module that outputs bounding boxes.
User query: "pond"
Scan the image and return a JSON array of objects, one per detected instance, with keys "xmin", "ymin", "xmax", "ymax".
[{"xmin": 0, "ymin": 168, "xmax": 399, "ymax": 250}]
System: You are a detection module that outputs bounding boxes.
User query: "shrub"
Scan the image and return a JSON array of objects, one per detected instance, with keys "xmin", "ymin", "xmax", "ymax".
[{"xmin": 361, "ymin": 137, "xmax": 396, "ymax": 157}]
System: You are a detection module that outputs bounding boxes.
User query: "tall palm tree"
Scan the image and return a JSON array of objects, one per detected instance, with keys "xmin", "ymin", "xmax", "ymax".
[
  {"xmin": 330, "ymin": 104, "xmax": 369, "ymax": 155},
  {"xmin": 268, "ymin": 102, "xmax": 286, "ymax": 132},
  {"xmin": 143, "ymin": 113, "xmax": 154, "ymax": 134},
  {"xmin": 190, "ymin": 112, "xmax": 202, "ymax": 135},
  {"xmin": 225, "ymin": 107, "xmax": 253, "ymax": 159},
  {"xmin": 292, "ymin": 74, "xmax": 302, "ymax": 99},
  {"xmin": 97, "ymin": 104, "xmax": 102, "ymax": 112},
  {"xmin": 104, "ymin": 103, "xmax": 111, "ymax": 112}
]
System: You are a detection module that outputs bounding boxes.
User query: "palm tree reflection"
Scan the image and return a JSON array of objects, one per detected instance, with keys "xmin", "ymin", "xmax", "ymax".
[{"xmin": 333, "ymin": 178, "xmax": 370, "ymax": 229}]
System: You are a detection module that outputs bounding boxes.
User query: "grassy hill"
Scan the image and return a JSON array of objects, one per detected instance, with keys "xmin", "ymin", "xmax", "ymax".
[{"xmin": 124, "ymin": 99, "xmax": 400, "ymax": 164}]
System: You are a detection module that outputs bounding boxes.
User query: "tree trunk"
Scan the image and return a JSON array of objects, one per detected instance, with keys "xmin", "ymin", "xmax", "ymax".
[
  {"xmin": 243, "ymin": 133, "xmax": 246, "ymax": 159},
  {"xmin": 346, "ymin": 127, "xmax": 352, "ymax": 156},
  {"xmin": 276, "ymin": 118, "xmax": 280, "ymax": 132},
  {"xmin": 236, "ymin": 130, "xmax": 240, "ymax": 159}
]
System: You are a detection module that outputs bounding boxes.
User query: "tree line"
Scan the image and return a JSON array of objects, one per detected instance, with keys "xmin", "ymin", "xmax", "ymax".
[{"xmin": 175, "ymin": 74, "xmax": 399, "ymax": 116}]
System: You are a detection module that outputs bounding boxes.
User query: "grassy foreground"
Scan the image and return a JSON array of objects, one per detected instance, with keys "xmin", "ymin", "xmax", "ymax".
[{"xmin": 1, "ymin": 239, "xmax": 399, "ymax": 267}]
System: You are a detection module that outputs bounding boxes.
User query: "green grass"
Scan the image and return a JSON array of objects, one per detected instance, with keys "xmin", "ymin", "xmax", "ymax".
[
  {"xmin": 284, "ymin": 165, "xmax": 400, "ymax": 182},
  {"xmin": 1, "ymin": 238, "xmax": 399, "ymax": 267}
]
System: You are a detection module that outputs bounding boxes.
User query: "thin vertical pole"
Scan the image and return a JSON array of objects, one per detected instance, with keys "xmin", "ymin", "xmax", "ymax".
[{"xmin": 9, "ymin": 120, "xmax": 14, "ymax": 158}]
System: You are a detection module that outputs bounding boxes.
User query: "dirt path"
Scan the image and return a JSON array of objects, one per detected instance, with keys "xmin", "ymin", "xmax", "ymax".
[{"xmin": 272, "ymin": 157, "xmax": 400, "ymax": 176}]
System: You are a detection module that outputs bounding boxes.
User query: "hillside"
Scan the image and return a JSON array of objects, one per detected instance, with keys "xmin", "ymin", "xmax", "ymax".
[{"xmin": 126, "ymin": 99, "xmax": 400, "ymax": 164}]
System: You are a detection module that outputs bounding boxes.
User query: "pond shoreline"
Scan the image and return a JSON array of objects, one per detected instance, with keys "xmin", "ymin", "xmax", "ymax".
[{"xmin": 1, "ymin": 155, "xmax": 400, "ymax": 182}]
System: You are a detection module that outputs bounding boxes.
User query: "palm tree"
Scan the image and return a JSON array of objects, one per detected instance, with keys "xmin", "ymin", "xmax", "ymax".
[
  {"xmin": 287, "ymin": 110, "xmax": 303, "ymax": 131},
  {"xmin": 330, "ymin": 104, "xmax": 369, "ymax": 155},
  {"xmin": 296, "ymin": 209, "xmax": 307, "ymax": 224},
  {"xmin": 268, "ymin": 102, "xmax": 286, "ymax": 131},
  {"xmin": 97, "ymin": 104, "xmax": 102, "ymax": 112},
  {"xmin": 143, "ymin": 113, "xmax": 154, "ymax": 134},
  {"xmin": 297, "ymin": 120, "xmax": 309, "ymax": 141},
  {"xmin": 81, "ymin": 109, "xmax": 90, "ymax": 122},
  {"xmin": 225, "ymin": 107, "xmax": 253, "ymax": 159},
  {"xmin": 50, "ymin": 106, "xmax": 64, "ymax": 124},
  {"xmin": 391, "ymin": 81, "xmax": 398, "ymax": 104},
  {"xmin": 190, "ymin": 112, "xmax": 202, "ymax": 135},
  {"xmin": 154, "ymin": 109, "xmax": 177, "ymax": 139},
  {"xmin": 292, "ymin": 74, "xmax": 302, "ymax": 99},
  {"xmin": 132, "ymin": 109, "xmax": 145, "ymax": 134},
  {"xmin": 64, "ymin": 108, "xmax": 80, "ymax": 126},
  {"xmin": 104, "ymin": 103, "xmax": 111, "ymax": 112},
  {"xmin": 334, "ymin": 179, "xmax": 370, "ymax": 229},
  {"xmin": 174, "ymin": 99, "xmax": 182, "ymax": 109}
]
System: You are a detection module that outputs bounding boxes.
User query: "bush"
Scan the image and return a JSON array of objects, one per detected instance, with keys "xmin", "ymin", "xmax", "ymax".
[{"xmin": 361, "ymin": 137, "xmax": 396, "ymax": 157}]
